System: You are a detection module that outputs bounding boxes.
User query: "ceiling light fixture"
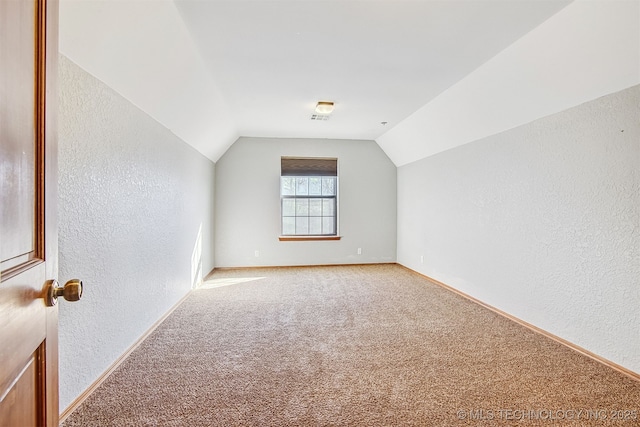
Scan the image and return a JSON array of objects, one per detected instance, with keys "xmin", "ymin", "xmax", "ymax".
[{"xmin": 315, "ymin": 101, "xmax": 334, "ymax": 115}]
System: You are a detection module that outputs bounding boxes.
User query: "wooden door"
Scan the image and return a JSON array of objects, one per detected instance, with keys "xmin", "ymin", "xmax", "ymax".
[{"xmin": 0, "ymin": 0, "xmax": 60, "ymax": 425}]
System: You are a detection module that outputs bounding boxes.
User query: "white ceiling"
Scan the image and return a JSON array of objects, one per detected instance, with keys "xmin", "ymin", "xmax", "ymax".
[
  {"xmin": 59, "ymin": 0, "xmax": 639, "ymax": 165},
  {"xmin": 173, "ymin": 0, "xmax": 571, "ymax": 138}
]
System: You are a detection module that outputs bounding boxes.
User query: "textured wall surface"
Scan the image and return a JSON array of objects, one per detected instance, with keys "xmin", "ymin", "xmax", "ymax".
[
  {"xmin": 215, "ymin": 137, "xmax": 396, "ymax": 267},
  {"xmin": 377, "ymin": 0, "xmax": 639, "ymax": 166},
  {"xmin": 397, "ymin": 85, "xmax": 639, "ymax": 374},
  {"xmin": 58, "ymin": 55, "xmax": 216, "ymax": 411}
]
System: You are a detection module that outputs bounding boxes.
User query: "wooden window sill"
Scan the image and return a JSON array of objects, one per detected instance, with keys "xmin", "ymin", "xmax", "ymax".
[{"xmin": 279, "ymin": 236, "xmax": 342, "ymax": 241}]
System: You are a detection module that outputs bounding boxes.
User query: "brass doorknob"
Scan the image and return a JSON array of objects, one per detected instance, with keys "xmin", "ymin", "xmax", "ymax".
[{"xmin": 44, "ymin": 279, "xmax": 83, "ymax": 307}]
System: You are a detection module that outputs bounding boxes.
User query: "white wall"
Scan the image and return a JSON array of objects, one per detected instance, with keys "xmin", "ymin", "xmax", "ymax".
[
  {"xmin": 215, "ymin": 137, "xmax": 396, "ymax": 267},
  {"xmin": 58, "ymin": 55, "xmax": 216, "ymax": 411},
  {"xmin": 378, "ymin": 0, "xmax": 640, "ymax": 166},
  {"xmin": 397, "ymin": 85, "xmax": 640, "ymax": 374},
  {"xmin": 59, "ymin": 0, "xmax": 238, "ymax": 162}
]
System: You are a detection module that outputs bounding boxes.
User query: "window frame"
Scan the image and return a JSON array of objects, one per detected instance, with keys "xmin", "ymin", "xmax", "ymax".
[{"xmin": 279, "ymin": 157, "xmax": 340, "ymax": 240}]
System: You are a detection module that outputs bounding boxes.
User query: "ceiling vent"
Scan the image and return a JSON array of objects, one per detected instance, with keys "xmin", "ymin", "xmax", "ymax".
[{"xmin": 310, "ymin": 114, "xmax": 330, "ymax": 121}]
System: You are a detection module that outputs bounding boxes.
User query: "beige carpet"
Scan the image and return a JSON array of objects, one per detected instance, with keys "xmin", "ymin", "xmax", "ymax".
[{"xmin": 62, "ymin": 264, "xmax": 640, "ymax": 426}]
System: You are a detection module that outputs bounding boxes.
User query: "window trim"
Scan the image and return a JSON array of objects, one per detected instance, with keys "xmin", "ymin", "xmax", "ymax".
[
  {"xmin": 278, "ymin": 235, "xmax": 342, "ymax": 241},
  {"xmin": 280, "ymin": 157, "xmax": 339, "ymax": 238}
]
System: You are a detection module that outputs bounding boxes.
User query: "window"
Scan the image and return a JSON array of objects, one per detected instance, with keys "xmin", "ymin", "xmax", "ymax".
[{"xmin": 281, "ymin": 157, "xmax": 337, "ymax": 237}]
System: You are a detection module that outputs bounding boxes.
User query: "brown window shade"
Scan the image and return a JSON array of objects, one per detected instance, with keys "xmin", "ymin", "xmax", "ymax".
[{"xmin": 281, "ymin": 157, "xmax": 337, "ymax": 176}]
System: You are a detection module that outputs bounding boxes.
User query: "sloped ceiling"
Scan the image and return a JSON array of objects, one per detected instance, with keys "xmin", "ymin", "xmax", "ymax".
[{"xmin": 59, "ymin": 0, "xmax": 639, "ymax": 166}]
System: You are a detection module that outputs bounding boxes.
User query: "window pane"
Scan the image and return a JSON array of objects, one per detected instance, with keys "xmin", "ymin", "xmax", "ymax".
[
  {"xmin": 323, "ymin": 217, "xmax": 335, "ymax": 235},
  {"xmin": 281, "ymin": 177, "xmax": 295, "ymax": 195},
  {"xmin": 282, "ymin": 217, "xmax": 295, "ymax": 235},
  {"xmin": 322, "ymin": 198, "xmax": 335, "ymax": 216},
  {"xmin": 296, "ymin": 177, "xmax": 308, "ymax": 195},
  {"xmin": 309, "ymin": 217, "xmax": 322, "ymax": 235},
  {"xmin": 309, "ymin": 177, "xmax": 321, "ymax": 195},
  {"xmin": 282, "ymin": 199, "xmax": 295, "ymax": 216},
  {"xmin": 281, "ymin": 170, "xmax": 337, "ymax": 236},
  {"xmin": 309, "ymin": 199, "xmax": 322, "ymax": 216},
  {"xmin": 296, "ymin": 217, "xmax": 309, "ymax": 234},
  {"xmin": 322, "ymin": 177, "xmax": 336, "ymax": 196},
  {"xmin": 296, "ymin": 199, "xmax": 309, "ymax": 216}
]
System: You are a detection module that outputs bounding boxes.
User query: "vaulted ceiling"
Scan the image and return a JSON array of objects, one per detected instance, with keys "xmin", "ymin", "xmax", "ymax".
[{"xmin": 59, "ymin": 0, "xmax": 639, "ymax": 166}]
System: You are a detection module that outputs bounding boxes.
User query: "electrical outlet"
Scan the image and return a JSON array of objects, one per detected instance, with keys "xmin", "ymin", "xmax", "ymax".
[
  {"xmin": 420, "ymin": 255, "xmax": 424, "ymax": 264},
  {"xmin": 357, "ymin": 248, "xmax": 362, "ymax": 255},
  {"xmin": 255, "ymin": 250, "xmax": 260, "ymax": 257}
]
